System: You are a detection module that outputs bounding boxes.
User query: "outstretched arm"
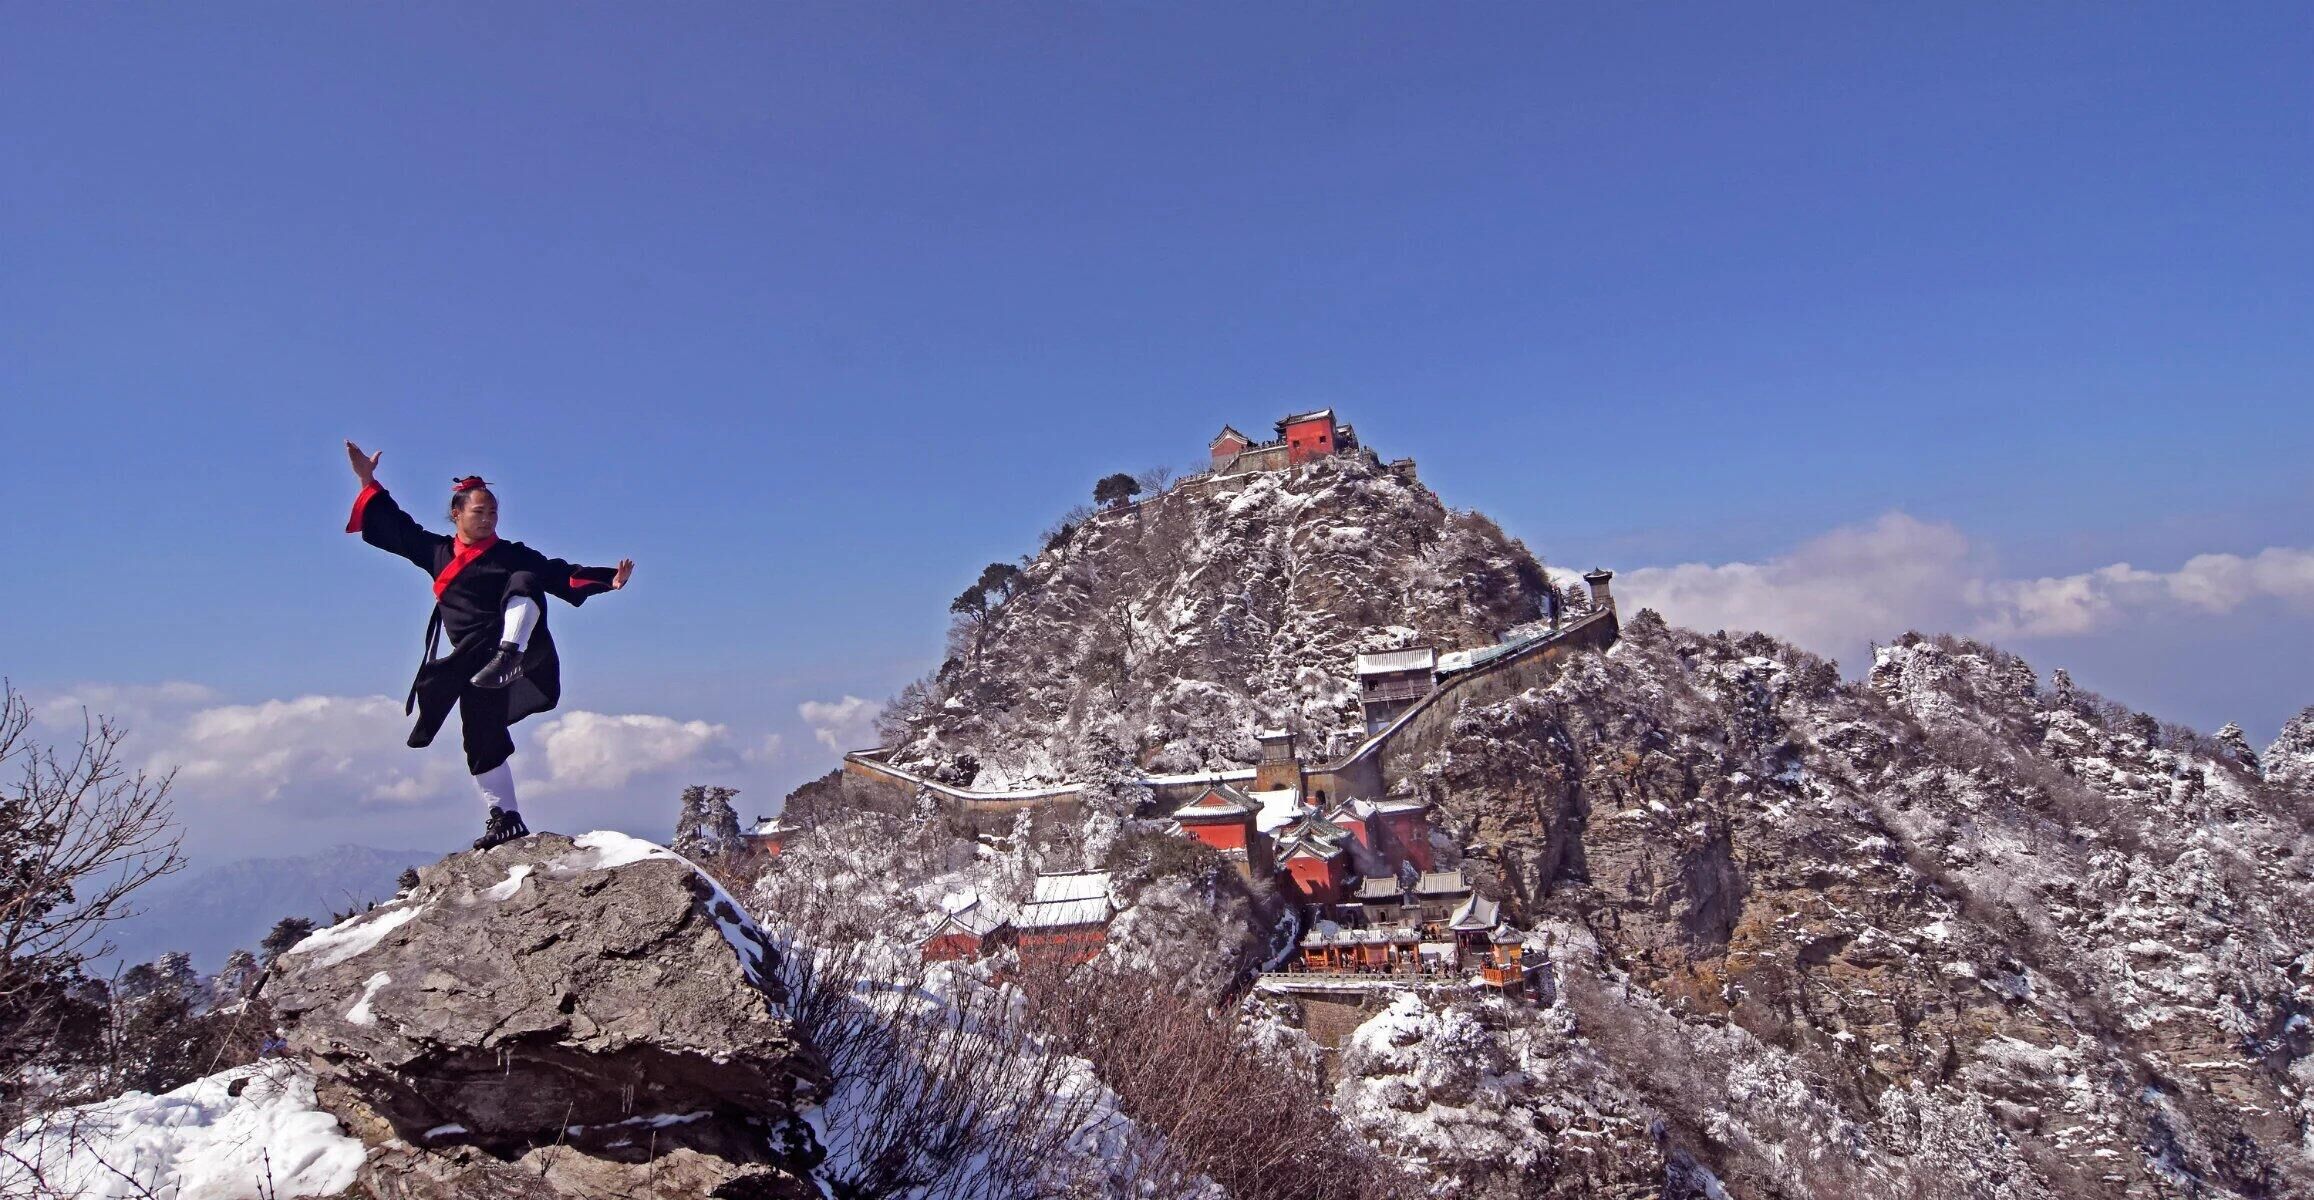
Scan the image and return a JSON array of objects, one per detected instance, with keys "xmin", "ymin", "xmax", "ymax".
[
  {"xmin": 543, "ymin": 556, "xmax": 634, "ymax": 606},
  {"xmin": 343, "ymin": 440, "xmax": 439, "ymax": 571}
]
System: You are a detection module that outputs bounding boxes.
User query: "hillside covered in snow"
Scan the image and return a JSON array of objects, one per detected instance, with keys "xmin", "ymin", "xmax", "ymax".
[
  {"xmin": 1326, "ymin": 618, "xmax": 2314, "ymax": 1196},
  {"xmin": 881, "ymin": 451, "xmax": 1558, "ymax": 789},
  {"xmin": 850, "ymin": 446, "xmax": 2314, "ymax": 1197}
]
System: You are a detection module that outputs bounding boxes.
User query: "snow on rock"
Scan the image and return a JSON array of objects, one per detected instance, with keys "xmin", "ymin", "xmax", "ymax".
[
  {"xmin": 881, "ymin": 451, "xmax": 1557, "ymax": 787},
  {"xmin": 281, "ymin": 900, "xmax": 422, "ymax": 970},
  {"xmin": 553, "ymin": 830, "xmax": 779, "ymax": 989},
  {"xmin": 0, "ymin": 1061, "xmax": 364, "ymax": 1200},
  {"xmin": 263, "ymin": 831, "xmax": 822, "ymax": 1196},
  {"xmin": 2264, "ymin": 704, "xmax": 2314, "ymax": 793},
  {"xmin": 1394, "ymin": 622, "xmax": 2314, "ymax": 1196}
]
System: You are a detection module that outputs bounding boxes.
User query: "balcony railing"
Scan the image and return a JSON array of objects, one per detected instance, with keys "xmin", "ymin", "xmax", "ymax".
[{"xmin": 1360, "ymin": 678, "xmax": 1431, "ymax": 704}]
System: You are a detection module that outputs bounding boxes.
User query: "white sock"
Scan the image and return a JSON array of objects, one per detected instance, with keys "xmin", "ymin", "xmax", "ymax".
[
  {"xmin": 502, "ymin": 596, "xmax": 540, "ymax": 650},
  {"xmin": 475, "ymin": 762, "xmax": 520, "ymax": 814}
]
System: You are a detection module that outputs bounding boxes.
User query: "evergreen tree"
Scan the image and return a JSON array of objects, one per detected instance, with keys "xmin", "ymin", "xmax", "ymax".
[
  {"xmin": 395, "ymin": 866, "xmax": 422, "ymax": 893},
  {"xmin": 260, "ymin": 916, "xmax": 315, "ymax": 964},
  {"xmin": 211, "ymin": 949, "xmax": 262, "ymax": 1006},
  {"xmin": 2216, "ymin": 722, "xmax": 2259, "ymax": 772},
  {"xmin": 1092, "ymin": 472, "xmax": 1142, "ymax": 508},
  {"xmin": 672, "ymin": 785, "xmax": 743, "ymax": 860},
  {"xmin": 976, "ymin": 562, "xmax": 1025, "ymax": 602}
]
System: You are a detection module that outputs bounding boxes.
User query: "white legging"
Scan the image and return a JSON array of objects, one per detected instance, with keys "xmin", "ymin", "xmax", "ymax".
[
  {"xmin": 472, "ymin": 596, "xmax": 540, "ymax": 814},
  {"xmin": 504, "ymin": 595, "xmax": 540, "ymax": 650},
  {"xmin": 474, "ymin": 761, "xmax": 519, "ymax": 814}
]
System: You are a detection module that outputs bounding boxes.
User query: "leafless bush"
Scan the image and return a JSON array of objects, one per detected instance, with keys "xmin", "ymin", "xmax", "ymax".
[
  {"xmin": 0, "ymin": 683, "xmax": 185, "ymax": 1132},
  {"xmin": 754, "ymin": 861, "xmax": 1109, "ymax": 1200},
  {"xmin": 1021, "ymin": 959, "xmax": 1412, "ymax": 1200}
]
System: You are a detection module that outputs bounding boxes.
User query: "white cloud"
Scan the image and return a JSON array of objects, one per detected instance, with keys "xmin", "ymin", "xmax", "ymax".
[
  {"xmin": 168, "ymin": 694, "xmax": 466, "ymax": 808},
  {"xmin": 526, "ymin": 711, "xmax": 736, "ymax": 794},
  {"xmin": 742, "ymin": 732, "xmax": 785, "ymax": 764},
  {"xmin": 799, "ymin": 695, "xmax": 882, "ymax": 752},
  {"xmin": 20, "ymin": 683, "xmax": 765, "ymax": 859},
  {"xmin": 1619, "ymin": 513, "xmax": 2314, "ymax": 660}
]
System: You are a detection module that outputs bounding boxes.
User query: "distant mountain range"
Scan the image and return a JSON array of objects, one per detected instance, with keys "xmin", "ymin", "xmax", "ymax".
[{"xmin": 102, "ymin": 844, "xmax": 434, "ymax": 973}]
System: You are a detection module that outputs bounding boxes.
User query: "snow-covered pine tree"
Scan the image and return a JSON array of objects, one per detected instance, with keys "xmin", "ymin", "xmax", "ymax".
[
  {"xmin": 671, "ymin": 784, "xmax": 742, "ymax": 860},
  {"xmin": 2263, "ymin": 704, "xmax": 2314, "ymax": 792},
  {"xmin": 2216, "ymin": 721, "xmax": 2259, "ymax": 772},
  {"xmin": 210, "ymin": 949, "xmax": 261, "ymax": 1006}
]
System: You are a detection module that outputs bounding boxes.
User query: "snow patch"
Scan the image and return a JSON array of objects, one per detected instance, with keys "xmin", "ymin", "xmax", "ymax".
[
  {"xmin": 0, "ymin": 1062, "xmax": 365, "ymax": 1199},
  {"xmin": 480, "ymin": 863, "xmax": 533, "ymax": 901},
  {"xmin": 344, "ymin": 971, "xmax": 391, "ymax": 1026},
  {"xmin": 283, "ymin": 901, "xmax": 422, "ymax": 969}
]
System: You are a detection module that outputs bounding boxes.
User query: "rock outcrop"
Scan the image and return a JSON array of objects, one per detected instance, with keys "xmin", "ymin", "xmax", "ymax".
[
  {"xmin": 267, "ymin": 832, "xmax": 826, "ymax": 1199},
  {"xmin": 2265, "ymin": 704, "xmax": 2314, "ymax": 794},
  {"xmin": 1374, "ymin": 618, "xmax": 2314, "ymax": 1197}
]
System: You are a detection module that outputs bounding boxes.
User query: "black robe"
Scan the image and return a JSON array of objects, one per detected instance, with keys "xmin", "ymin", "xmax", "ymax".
[{"xmin": 347, "ymin": 483, "xmax": 618, "ymax": 774}]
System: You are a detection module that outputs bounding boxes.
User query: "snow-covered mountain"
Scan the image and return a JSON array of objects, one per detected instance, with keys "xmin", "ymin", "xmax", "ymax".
[
  {"xmin": 31, "ymin": 447, "xmax": 2311, "ymax": 1199},
  {"xmin": 1329, "ymin": 618, "xmax": 2314, "ymax": 1196},
  {"xmin": 104, "ymin": 844, "xmax": 431, "ymax": 972},
  {"xmin": 875, "ymin": 450, "xmax": 2314, "ymax": 1195},
  {"xmin": 882, "ymin": 451, "xmax": 1557, "ymax": 789}
]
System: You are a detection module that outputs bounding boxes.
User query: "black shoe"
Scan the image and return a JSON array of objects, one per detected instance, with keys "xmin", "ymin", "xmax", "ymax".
[
  {"xmin": 470, "ymin": 642, "xmax": 525, "ymax": 689},
  {"xmin": 472, "ymin": 806, "xmax": 530, "ymax": 851}
]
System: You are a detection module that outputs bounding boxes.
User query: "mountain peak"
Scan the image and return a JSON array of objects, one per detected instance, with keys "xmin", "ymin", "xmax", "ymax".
[{"xmin": 882, "ymin": 449, "xmax": 1560, "ymax": 790}]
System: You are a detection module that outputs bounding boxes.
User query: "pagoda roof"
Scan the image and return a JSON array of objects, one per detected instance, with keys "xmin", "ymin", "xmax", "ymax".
[
  {"xmin": 1355, "ymin": 875, "xmax": 1405, "ymax": 901},
  {"xmin": 1170, "ymin": 783, "xmax": 1259, "ymax": 821},
  {"xmin": 1209, "ymin": 424, "xmax": 1252, "ymax": 448},
  {"xmin": 918, "ymin": 908, "xmax": 996, "ymax": 944},
  {"xmin": 1414, "ymin": 869, "xmax": 1472, "ymax": 897},
  {"xmin": 1276, "ymin": 408, "xmax": 1336, "ymax": 431},
  {"xmin": 1277, "ymin": 813, "xmax": 1351, "ymax": 862},
  {"xmin": 1448, "ymin": 895, "xmax": 1502, "ymax": 932}
]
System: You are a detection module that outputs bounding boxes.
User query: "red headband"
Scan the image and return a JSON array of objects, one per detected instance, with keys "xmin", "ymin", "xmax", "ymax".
[{"xmin": 451, "ymin": 476, "xmax": 491, "ymax": 494}]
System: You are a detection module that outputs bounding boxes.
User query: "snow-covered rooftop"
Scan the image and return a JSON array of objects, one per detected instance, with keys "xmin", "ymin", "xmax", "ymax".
[
  {"xmin": 1170, "ymin": 783, "xmax": 1258, "ymax": 820},
  {"xmin": 1251, "ymin": 788, "xmax": 1304, "ymax": 834},
  {"xmin": 1356, "ymin": 647, "xmax": 1437, "ymax": 675},
  {"xmin": 1016, "ymin": 897, "xmax": 1111, "ymax": 930},
  {"xmin": 1355, "ymin": 647, "xmax": 1437, "ymax": 675},
  {"xmin": 1031, "ymin": 870, "xmax": 1111, "ymax": 904},
  {"xmin": 1414, "ymin": 869, "xmax": 1471, "ymax": 897}
]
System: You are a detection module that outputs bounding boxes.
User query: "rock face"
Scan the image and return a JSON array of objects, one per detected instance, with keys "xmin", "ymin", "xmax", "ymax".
[
  {"xmin": 268, "ymin": 832, "xmax": 825, "ymax": 1198},
  {"xmin": 885, "ymin": 451, "xmax": 1558, "ymax": 787},
  {"xmin": 2266, "ymin": 704, "xmax": 2314, "ymax": 793},
  {"xmin": 1377, "ymin": 617, "xmax": 2314, "ymax": 1198}
]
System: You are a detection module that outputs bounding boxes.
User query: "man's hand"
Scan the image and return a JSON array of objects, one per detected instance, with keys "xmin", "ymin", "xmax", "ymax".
[
  {"xmin": 346, "ymin": 440, "xmax": 383, "ymax": 486},
  {"xmin": 611, "ymin": 559, "xmax": 635, "ymax": 590}
]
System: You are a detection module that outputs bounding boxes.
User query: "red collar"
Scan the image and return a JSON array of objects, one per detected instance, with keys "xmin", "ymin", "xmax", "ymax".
[{"xmin": 434, "ymin": 534, "xmax": 500, "ymax": 599}]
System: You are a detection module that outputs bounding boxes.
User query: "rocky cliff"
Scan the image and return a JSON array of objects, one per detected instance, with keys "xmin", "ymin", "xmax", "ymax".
[
  {"xmin": 87, "ymin": 832, "xmax": 829, "ymax": 1200},
  {"xmin": 1347, "ymin": 616, "xmax": 2314, "ymax": 1197},
  {"xmin": 883, "ymin": 452, "xmax": 1557, "ymax": 789}
]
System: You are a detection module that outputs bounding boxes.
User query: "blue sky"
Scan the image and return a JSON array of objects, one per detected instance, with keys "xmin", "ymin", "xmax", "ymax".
[{"xmin": 4, "ymin": 5, "xmax": 2308, "ymax": 865}]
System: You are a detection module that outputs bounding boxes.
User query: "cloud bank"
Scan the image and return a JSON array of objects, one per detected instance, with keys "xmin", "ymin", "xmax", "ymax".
[
  {"xmin": 24, "ymin": 684, "xmax": 767, "ymax": 860},
  {"xmin": 799, "ymin": 695, "xmax": 883, "ymax": 752},
  {"xmin": 1618, "ymin": 512, "xmax": 2314, "ymax": 662}
]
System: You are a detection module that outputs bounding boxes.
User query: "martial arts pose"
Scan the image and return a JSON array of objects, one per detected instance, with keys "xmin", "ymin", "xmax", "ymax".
[{"xmin": 343, "ymin": 441, "xmax": 634, "ymax": 850}]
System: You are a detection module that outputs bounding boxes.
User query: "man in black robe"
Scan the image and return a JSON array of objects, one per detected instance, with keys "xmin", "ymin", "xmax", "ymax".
[{"xmin": 343, "ymin": 441, "xmax": 634, "ymax": 849}]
